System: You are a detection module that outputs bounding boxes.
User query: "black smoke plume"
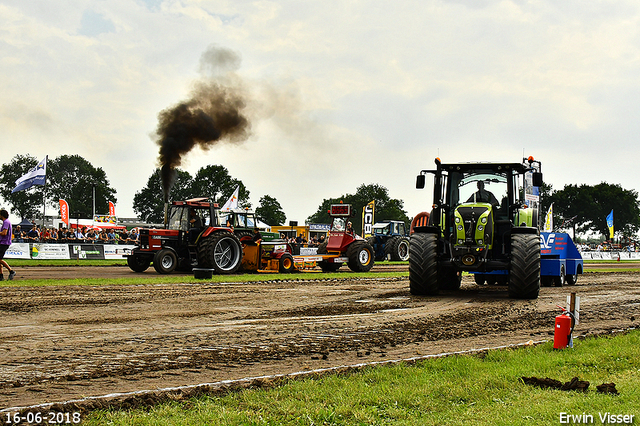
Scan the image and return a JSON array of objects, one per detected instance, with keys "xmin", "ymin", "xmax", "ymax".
[{"xmin": 156, "ymin": 45, "xmax": 251, "ymax": 201}]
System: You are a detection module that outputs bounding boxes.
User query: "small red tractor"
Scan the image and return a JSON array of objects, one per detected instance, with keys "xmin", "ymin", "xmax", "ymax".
[
  {"xmin": 316, "ymin": 204, "xmax": 375, "ymax": 272},
  {"xmin": 125, "ymin": 198, "xmax": 243, "ymax": 274}
]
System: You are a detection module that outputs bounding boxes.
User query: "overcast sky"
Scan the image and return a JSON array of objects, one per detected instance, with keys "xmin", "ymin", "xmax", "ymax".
[{"xmin": 2, "ymin": 0, "xmax": 639, "ymax": 225}]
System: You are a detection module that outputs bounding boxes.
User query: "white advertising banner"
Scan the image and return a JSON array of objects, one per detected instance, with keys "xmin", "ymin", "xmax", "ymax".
[
  {"xmin": 103, "ymin": 244, "xmax": 136, "ymax": 259},
  {"xmin": 31, "ymin": 243, "xmax": 70, "ymax": 260},
  {"xmin": 5, "ymin": 243, "xmax": 31, "ymax": 259}
]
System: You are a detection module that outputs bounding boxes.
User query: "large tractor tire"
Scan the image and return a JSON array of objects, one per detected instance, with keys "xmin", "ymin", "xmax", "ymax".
[
  {"xmin": 386, "ymin": 236, "xmax": 410, "ymax": 261},
  {"xmin": 347, "ymin": 241, "xmax": 375, "ymax": 272},
  {"xmin": 508, "ymin": 233, "xmax": 541, "ymax": 299},
  {"xmin": 153, "ymin": 249, "xmax": 178, "ymax": 274},
  {"xmin": 409, "ymin": 232, "xmax": 439, "ymax": 295},
  {"xmin": 127, "ymin": 251, "xmax": 151, "ymax": 272},
  {"xmin": 197, "ymin": 231, "xmax": 243, "ymax": 274}
]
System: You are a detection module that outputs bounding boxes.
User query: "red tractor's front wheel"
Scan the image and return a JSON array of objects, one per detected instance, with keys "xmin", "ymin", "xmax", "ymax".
[{"xmin": 346, "ymin": 241, "xmax": 374, "ymax": 272}]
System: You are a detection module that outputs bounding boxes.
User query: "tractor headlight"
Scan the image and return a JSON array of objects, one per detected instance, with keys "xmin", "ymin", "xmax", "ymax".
[
  {"xmin": 481, "ymin": 217, "xmax": 487, "ymax": 224},
  {"xmin": 458, "ymin": 239, "xmax": 464, "ymax": 245},
  {"xmin": 478, "ymin": 225, "xmax": 484, "ymax": 231},
  {"xmin": 457, "ymin": 225, "xmax": 463, "ymax": 231},
  {"xmin": 455, "ymin": 217, "xmax": 461, "ymax": 224},
  {"xmin": 477, "ymin": 239, "xmax": 484, "ymax": 245}
]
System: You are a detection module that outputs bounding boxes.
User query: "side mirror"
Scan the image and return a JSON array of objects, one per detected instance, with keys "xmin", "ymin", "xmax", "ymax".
[
  {"xmin": 532, "ymin": 172, "xmax": 543, "ymax": 187},
  {"xmin": 416, "ymin": 174, "xmax": 425, "ymax": 189}
]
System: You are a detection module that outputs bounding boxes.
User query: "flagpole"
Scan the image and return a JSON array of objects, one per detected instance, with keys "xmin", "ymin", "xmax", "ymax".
[{"xmin": 42, "ymin": 155, "xmax": 48, "ymax": 228}]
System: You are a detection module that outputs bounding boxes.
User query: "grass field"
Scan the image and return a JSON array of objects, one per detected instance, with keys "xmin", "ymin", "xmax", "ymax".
[{"xmin": 80, "ymin": 331, "xmax": 639, "ymax": 426}]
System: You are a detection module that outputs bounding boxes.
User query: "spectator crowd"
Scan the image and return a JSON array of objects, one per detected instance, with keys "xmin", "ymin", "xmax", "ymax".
[{"xmin": 12, "ymin": 224, "xmax": 139, "ymax": 245}]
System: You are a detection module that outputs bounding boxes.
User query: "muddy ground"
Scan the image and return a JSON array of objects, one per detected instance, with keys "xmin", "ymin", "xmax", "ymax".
[{"xmin": 0, "ymin": 266, "xmax": 639, "ymax": 412}]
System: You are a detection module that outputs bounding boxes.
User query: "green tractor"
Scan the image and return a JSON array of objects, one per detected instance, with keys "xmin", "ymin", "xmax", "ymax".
[
  {"xmin": 410, "ymin": 157, "xmax": 543, "ymax": 299},
  {"xmin": 218, "ymin": 209, "xmax": 281, "ymax": 241}
]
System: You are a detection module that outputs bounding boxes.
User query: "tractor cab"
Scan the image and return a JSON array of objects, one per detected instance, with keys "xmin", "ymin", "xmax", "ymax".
[
  {"xmin": 167, "ymin": 198, "xmax": 219, "ymax": 246},
  {"xmin": 373, "ymin": 221, "xmax": 407, "ymax": 237}
]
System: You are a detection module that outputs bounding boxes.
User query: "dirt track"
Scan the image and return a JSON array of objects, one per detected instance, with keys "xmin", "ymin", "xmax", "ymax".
[{"xmin": 1, "ymin": 268, "xmax": 639, "ymax": 412}]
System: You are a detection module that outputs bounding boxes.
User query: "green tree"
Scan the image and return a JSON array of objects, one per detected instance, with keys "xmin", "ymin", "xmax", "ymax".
[
  {"xmin": 256, "ymin": 195, "xmax": 286, "ymax": 226},
  {"xmin": 46, "ymin": 155, "xmax": 117, "ymax": 219},
  {"xmin": 549, "ymin": 183, "xmax": 640, "ymax": 239},
  {"xmin": 307, "ymin": 183, "xmax": 409, "ymax": 235},
  {"xmin": 133, "ymin": 169, "xmax": 194, "ymax": 223},
  {"xmin": 191, "ymin": 165, "xmax": 251, "ymax": 209},
  {"xmin": 0, "ymin": 154, "xmax": 44, "ymax": 220}
]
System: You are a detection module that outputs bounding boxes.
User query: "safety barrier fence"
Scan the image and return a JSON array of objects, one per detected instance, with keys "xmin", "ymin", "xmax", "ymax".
[{"xmin": 5, "ymin": 243, "xmax": 137, "ymax": 260}]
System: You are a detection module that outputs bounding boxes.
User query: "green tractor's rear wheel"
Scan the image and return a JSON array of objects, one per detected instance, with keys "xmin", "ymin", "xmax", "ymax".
[
  {"xmin": 508, "ymin": 233, "xmax": 541, "ymax": 299},
  {"xmin": 474, "ymin": 274, "xmax": 486, "ymax": 285},
  {"xmin": 197, "ymin": 231, "xmax": 243, "ymax": 274},
  {"xmin": 409, "ymin": 232, "xmax": 439, "ymax": 295},
  {"xmin": 347, "ymin": 241, "xmax": 375, "ymax": 272}
]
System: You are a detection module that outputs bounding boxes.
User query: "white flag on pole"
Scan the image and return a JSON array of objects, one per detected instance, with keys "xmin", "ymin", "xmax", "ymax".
[
  {"xmin": 12, "ymin": 156, "xmax": 47, "ymax": 193},
  {"xmin": 221, "ymin": 186, "xmax": 239, "ymax": 211}
]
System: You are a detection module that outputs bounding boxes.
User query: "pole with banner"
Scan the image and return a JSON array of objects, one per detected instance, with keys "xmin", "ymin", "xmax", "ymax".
[
  {"xmin": 12, "ymin": 156, "xmax": 48, "ymax": 227},
  {"xmin": 59, "ymin": 199, "xmax": 69, "ymax": 227},
  {"xmin": 362, "ymin": 201, "xmax": 375, "ymax": 238},
  {"xmin": 543, "ymin": 203, "xmax": 553, "ymax": 232},
  {"xmin": 606, "ymin": 210, "xmax": 614, "ymax": 241},
  {"xmin": 109, "ymin": 201, "xmax": 116, "ymax": 216}
]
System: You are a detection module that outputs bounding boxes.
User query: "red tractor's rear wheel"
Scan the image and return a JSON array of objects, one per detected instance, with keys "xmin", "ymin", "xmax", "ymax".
[{"xmin": 197, "ymin": 231, "xmax": 243, "ymax": 274}]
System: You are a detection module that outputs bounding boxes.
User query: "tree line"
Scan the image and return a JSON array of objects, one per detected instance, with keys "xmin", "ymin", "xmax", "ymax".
[{"xmin": 2, "ymin": 154, "xmax": 639, "ymax": 239}]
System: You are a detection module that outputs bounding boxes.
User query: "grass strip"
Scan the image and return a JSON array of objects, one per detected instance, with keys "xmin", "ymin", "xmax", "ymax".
[
  {"xmin": 83, "ymin": 330, "xmax": 639, "ymax": 425},
  {"xmin": 0, "ymin": 271, "xmax": 409, "ymax": 288}
]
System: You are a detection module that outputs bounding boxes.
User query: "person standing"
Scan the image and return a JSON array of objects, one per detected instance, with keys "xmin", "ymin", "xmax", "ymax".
[{"xmin": 0, "ymin": 209, "xmax": 16, "ymax": 281}]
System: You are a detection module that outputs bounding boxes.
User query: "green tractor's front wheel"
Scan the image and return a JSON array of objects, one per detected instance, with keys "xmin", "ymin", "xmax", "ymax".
[
  {"xmin": 409, "ymin": 232, "xmax": 439, "ymax": 295},
  {"xmin": 508, "ymin": 233, "xmax": 541, "ymax": 299}
]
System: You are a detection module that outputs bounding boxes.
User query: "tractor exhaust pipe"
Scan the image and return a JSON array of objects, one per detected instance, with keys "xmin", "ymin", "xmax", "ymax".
[{"xmin": 163, "ymin": 202, "xmax": 169, "ymax": 228}]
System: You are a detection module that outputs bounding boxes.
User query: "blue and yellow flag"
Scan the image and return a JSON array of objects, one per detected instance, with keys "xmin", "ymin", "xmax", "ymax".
[{"xmin": 606, "ymin": 210, "xmax": 614, "ymax": 239}]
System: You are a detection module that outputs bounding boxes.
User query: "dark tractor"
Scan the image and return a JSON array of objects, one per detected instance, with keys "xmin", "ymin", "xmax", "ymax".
[
  {"xmin": 367, "ymin": 220, "xmax": 410, "ymax": 261},
  {"xmin": 410, "ymin": 157, "xmax": 543, "ymax": 299},
  {"xmin": 316, "ymin": 204, "xmax": 375, "ymax": 273},
  {"xmin": 126, "ymin": 198, "xmax": 243, "ymax": 275}
]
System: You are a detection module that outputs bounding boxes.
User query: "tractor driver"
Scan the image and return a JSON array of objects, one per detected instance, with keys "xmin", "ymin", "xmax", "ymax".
[
  {"xmin": 189, "ymin": 209, "xmax": 203, "ymax": 243},
  {"xmin": 346, "ymin": 221, "xmax": 354, "ymax": 236},
  {"xmin": 467, "ymin": 181, "xmax": 499, "ymax": 206}
]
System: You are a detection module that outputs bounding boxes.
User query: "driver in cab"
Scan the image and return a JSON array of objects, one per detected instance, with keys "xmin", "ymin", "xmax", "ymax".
[{"xmin": 467, "ymin": 181, "xmax": 499, "ymax": 206}]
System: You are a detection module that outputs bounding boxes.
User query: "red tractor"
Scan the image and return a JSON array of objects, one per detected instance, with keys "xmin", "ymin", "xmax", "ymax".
[
  {"xmin": 125, "ymin": 198, "xmax": 243, "ymax": 274},
  {"xmin": 316, "ymin": 204, "xmax": 375, "ymax": 272}
]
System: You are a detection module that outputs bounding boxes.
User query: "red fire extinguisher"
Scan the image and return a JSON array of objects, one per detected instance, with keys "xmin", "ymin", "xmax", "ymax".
[{"xmin": 553, "ymin": 306, "xmax": 575, "ymax": 349}]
